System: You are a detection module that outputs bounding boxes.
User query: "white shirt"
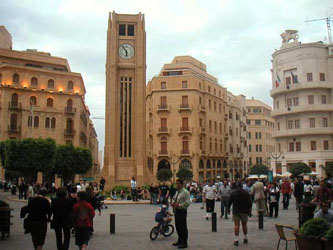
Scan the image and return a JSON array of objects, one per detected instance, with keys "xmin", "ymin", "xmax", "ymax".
[
  {"xmin": 304, "ymin": 184, "xmax": 313, "ymax": 193},
  {"xmin": 131, "ymin": 180, "xmax": 136, "ymax": 189},
  {"xmin": 203, "ymin": 185, "xmax": 217, "ymax": 200}
]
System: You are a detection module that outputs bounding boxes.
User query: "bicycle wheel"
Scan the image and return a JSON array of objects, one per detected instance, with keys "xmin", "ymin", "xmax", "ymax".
[
  {"xmin": 150, "ymin": 226, "xmax": 159, "ymax": 240},
  {"xmin": 162, "ymin": 224, "xmax": 174, "ymax": 237}
]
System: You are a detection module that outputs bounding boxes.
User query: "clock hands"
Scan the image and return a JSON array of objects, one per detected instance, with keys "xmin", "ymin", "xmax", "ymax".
[{"xmin": 121, "ymin": 45, "xmax": 128, "ymax": 57}]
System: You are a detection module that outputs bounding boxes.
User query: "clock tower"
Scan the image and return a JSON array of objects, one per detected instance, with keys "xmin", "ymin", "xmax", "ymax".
[{"xmin": 103, "ymin": 11, "xmax": 146, "ymax": 188}]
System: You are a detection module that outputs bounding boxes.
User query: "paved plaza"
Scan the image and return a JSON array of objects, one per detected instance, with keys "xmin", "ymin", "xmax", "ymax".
[{"xmin": 0, "ymin": 191, "xmax": 299, "ymax": 250}]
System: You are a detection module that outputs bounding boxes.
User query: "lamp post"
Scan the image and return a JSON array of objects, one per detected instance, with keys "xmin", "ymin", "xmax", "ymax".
[
  {"xmin": 171, "ymin": 154, "xmax": 179, "ymax": 183},
  {"xmin": 270, "ymin": 152, "xmax": 284, "ymax": 174}
]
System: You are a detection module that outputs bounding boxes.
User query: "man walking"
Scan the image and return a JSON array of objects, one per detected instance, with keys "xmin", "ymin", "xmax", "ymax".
[
  {"xmin": 171, "ymin": 179, "xmax": 191, "ymax": 249},
  {"xmin": 281, "ymin": 179, "xmax": 291, "ymax": 210},
  {"xmin": 99, "ymin": 177, "xmax": 106, "ymax": 193},
  {"xmin": 218, "ymin": 180, "xmax": 231, "ymax": 219},
  {"xmin": 294, "ymin": 178, "xmax": 304, "ymax": 210},
  {"xmin": 203, "ymin": 179, "xmax": 217, "ymax": 220},
  {"xmin": 250, "ymin": 179, "xmax": 266, "ymax": 215},
  {"xmin": 228, "ymin": 182, "xmax": 252, "ymax": 246}
]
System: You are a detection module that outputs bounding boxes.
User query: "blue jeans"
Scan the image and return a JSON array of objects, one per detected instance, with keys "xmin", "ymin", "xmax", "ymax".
[
  {"xmin": 220, "ymin": 199, "xmax": 229, "ymax": 218},
  {"xmin": 152, "ymin": 193, "xmax": 158, "ymax": 205},
  {"xmin": 282, "ymin": 194, "xmax": 290, "ymax": 209}
]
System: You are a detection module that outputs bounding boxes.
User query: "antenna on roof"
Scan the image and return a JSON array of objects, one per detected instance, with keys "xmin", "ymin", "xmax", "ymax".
[{"xmin": 305, "ymin": 9, "xmax": 333, "ymax": 44}]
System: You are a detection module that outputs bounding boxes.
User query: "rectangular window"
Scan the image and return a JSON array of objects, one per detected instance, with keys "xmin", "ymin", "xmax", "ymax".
[
  {"xmin": 321, "ymin": 95, "xmax": 327, "ymax": 104},
  {"xmin": 287, "ymin": 120, "xmax": 293, "ymax": 129},
  {"xmin": 311, "ymin": 141, "xmax": 316, "ymax": 150},
  {"xmin": 323, "ymin": 118, "xmax": 328, "ymax": 127},
  {"xmin": 199, "ymin": 97, "xmax": 202, "ymax": 105},
  {"xmin": 286, "ymin": 76, "xmax": 291, "ymax": 85},
  {"xmin": 308, "ymin": 95, "xmax": 314, "ymax": 105},
  {"xmin": 119, "ymin": 24, "xmax": 126, "ymax": 36},
  {"xmin": 127, "ymin": 24, "xmax": 134, "ymax": 36},
  {"xmin": 219, "ymin": 123, "xmax": 222, "ymax": 134},
  {"xmin": 248, "ymin": 132, "xmax": 251, "ymax": 139},
  {"xmin": 276, "ymin": 101, "xmax": 279, "ymax": 109},
  {"xmin": 209, "ymin": 100, "xmax": 211, "ymax": 109},
  {"xmin": 278, "ymin": 122, "xmax": 280, "ymax": 131},
  {"xmin": 182, "ymin": 81, "xmax": 188, "ymax": 88},
  {"xmin": 296, "ymin": 142, "xmax": 301, "ymax": 151},
  {"xmin": 293, "ymin": 97, "xmax": 299, "ymax": 106},
  {"xmin": 292, "ymin": 74, "xmax": 298, "ymax": 83},
  {"xmin": 199, "ymin": 118, "xmax": 202, "ymax": 127},
  {"xmin": 209, "ymin": 120, "xmax": 212, "ymax": 131},
  {"xmin": 320, "ymin": 73, "xmax": 325, "ymax": 81},
  {"xmin": 289, "ymin": 142, "xmax": 294, "ymax": 152},
  {"xmin": 219, "ymin": 104, "xmax": 222, "ymax": 113},
  {"xmin": 256, "ymin": 145, "xmax": 259, "ymax": 152},
  {"xmin": 287, "ymin": 98, "xmax": 292, "ymax": 107},
  {"xmin": 161, "ymin": 118, "xmax": 167, "ymax": 129},
  {"xmin": 307, "ymin": 73, "xmax": 313, "ymax": 82},
  {"xmin": 199, "ymin": 82, "xmax": 201, "ymax": 89},
  {"xmin": 182, "ymin": 117, "xmax": 188, "ymax": 129},
  {"xmin": 255, "ymin": 120, "xmax": 261, "ymax": 125},
  {"xmin": 309, "ymin": 118, "xmax": 315, "ymax": 128},
  {"xmin": 160, "ymin": 96, "xmax": 167, "ymax": 108},
  {"xmin": 324, "ymin": 140, "xmax": 329, "ymax": 150},
  {"xmin": 161, "ymin": 82, "xmax": 166, "ymax": 89},
  {"xmin": 214, "ymin": 121, "xmax": 217, "ymax": 133},
  {"xmin": 295, "ymin": 119, "xmax": 300, "ymax": 129},
  {"xmin": 208, "ymin": 86, "xmax": 211, "ymax": 92},
  {"xmin": 249, "ymin": 145, "xmax": 252, "ymax": 152},
  {"xmin": 182, "ymin": 96, "xmax": 188, "ymax": 107}
]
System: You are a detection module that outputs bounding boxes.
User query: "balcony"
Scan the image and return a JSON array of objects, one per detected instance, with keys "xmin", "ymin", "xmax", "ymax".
[
  {"xmin": 178, "ymin": 127, "xmax": 192, "ymax": 135},
  {"xmin": 200, "ymin": 150, "xmax": 206, "ymax": 156},
  {"xmin": 224, "ymin": 113, "xmax": 228, "ymax": 120},
  {"xmin": 180, "ymin": 150, "xmax": 191, "ymax": 156},
  {"xmin": 8, "ymin": 102, "xmax": 22, "ymax": 111},
  {"xmin": 158, "ymin": 150, "xmax": 170, "ymax": 158},
  {"xmin": 64, "ymin": 129, "xmax": 76, "ymax": 137},
  {"xmin": 198, "ymin": 104, "xmax": 206, "ymax": 113},
  {"xmin": 7, "ymin": 125, "xmax": 21, "ymax": 134},
  {"xmin": 199, "ymin": 127, "xmax": 206, "ymax": 135},
  {"xmin": 178, "ymin": 104, "xmax": 192, "ymax": 112},
  {"xmin": 270, "ymin": 81, "xmax": 333, "ymax": 97},
  {"xmin": 157, "ymin": 104, "xmax": 170, "ymax": 112},
  {"xmin": 65, "ymin": 107, "xmax": 76, "ymax": 115},
  {"xmin": 272, "ymin": 127, "xmax": 333, "ymax": 138},
  {"xmin": 157, "ymin": 127, "xmax": 171, "ymax": 135},
  {"xmin": 271, "ymin": 104, "xmax": 333, "ymax": 117}
]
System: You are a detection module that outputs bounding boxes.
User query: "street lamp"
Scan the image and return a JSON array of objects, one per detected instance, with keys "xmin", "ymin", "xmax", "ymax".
[
  {"xmin": 170, "ymin": 154, "xmax": 180, "ymax": 183},
  {"xmin": 270, "ymin": 152, "xmax": 284, "ymax": 173}
]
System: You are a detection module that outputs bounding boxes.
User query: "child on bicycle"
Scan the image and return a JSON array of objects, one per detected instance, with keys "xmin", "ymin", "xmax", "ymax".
[{"xmin": 155, "ymin": 198, "xmax": 172, "ymax": 227}]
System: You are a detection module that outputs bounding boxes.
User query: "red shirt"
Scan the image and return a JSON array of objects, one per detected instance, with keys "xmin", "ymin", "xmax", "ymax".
[
  {"xmin": 72, "ymin": 201, "xmax": 95, "ymax": 228},
  {"xmin": 281, "ymin": 182, "xmax": 291, "ymax": 194}
]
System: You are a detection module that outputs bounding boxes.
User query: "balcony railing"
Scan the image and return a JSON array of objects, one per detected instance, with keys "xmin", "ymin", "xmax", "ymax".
[
  {"xmin": 157, "ymin": 127, "xmax": 170, "ymax": 135},
  {"xmin": 224, "ymin": 113, "xmax": 228, "ymax": 120},
  {"xmin": 272, "ymin": 127, "xmax": 333, "ymax": 138},
  {"xmin": 179, "ymin": 127, "xmax": 192, "ymax": 135},
  {"xmin": 271, "ymin": 104, "xmax": 333, "ymax": 117},
  {"xmin": 200, "ymin": 150, "xmax": 206, "ymax": 156},
  {"xmin": 180, "ymin": 150, "xmax": 191, "ymax": 156},
  {"xmin": 199, "ymin": 127, "xmax": 206, "ymax": 134},
  {"xmin": 64, "ymin": 107, "xmax": 76, "ymax": 115},
  {"xmin": 270, "ymin": 81, "xmax": 333, "ymax": 97},
  {"xmin": 178, "ymin": 104, "xmax": 192, "ymax": 112},
  {"xmin": 64, "ymin": 129, "xmax": 76, "ymax": 136},
  {"xmin": 158, "ymin": 150, "xmax": 169, "ymax": 157},
  {"xmin": 8, "ymin": 102, "xmax": 22, "ymax": 111},
  {"xmin": 198, "ymin": 104, "xmax": 206, "ymax": 112},
  {"xmin": 157, "ymin": 104, "xmax": 169, "ymax": 112},
  {"xmin": 7, "ymin": 125, "xmax": 21, "ymax": 134}
]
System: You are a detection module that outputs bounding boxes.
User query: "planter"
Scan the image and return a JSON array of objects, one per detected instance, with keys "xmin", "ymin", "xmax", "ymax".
[
  {"xmin": 323, "ymin": 239, "xmax": 333, "ymax": 250},
  {"xmin": 295, "ymin": 234, "xmax": 324, "ymax": 250},
  {"xmin": 299, "ymin": 203, "xmax": 316, "ymax": 227}
]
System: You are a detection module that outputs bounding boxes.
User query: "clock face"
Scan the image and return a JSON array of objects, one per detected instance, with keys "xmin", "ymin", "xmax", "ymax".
[{"xmin": 118, "ymin": 43, "xmax": 134, "ymax": 59}]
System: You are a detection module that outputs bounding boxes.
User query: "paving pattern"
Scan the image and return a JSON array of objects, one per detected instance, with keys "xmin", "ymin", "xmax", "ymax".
[{"xmin": 0, "ymin": 191, "xmax": 299, "ymax": 250}]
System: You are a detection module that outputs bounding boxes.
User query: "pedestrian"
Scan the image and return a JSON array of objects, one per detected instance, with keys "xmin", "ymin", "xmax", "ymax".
[
  {"xmin": 25, "ymin": 187, "xmax": 51, "ymax": 250},
  {"xmin": 203, "ymin": 179, "xmax": 217, "ymax": 220},
  {"xmin": 158, "ymin": 182, "xmax": 170, "ymax": 203},
  {"xmin": 218, "ymin": 180, "xmax": 231, "ymax": 219},
  {"xmin": 72, "ymin": 191, "xmax": 95, "ymax": 250},
  {"xmin": 268, "ymin": 182, "xmax": 280, "ymax": 218},
  {"xmin": 281, "ymin": 179, "xmax": 291, "ymax": 210},
  {"xmin": 294, "ymin": 178, "xmax": 304, "ymax": 210},
  {"xmin": 19, "ymin": 181, "xmax": 25, "ymax": 199},
  {"xmin": 99, "ymin": 177, "xmax": 105, "ymax": 193},
  {"xmin": 80, "ymin": 180, "xmax": 89, "ymax": 192},
  {"xmin": 250, "ymin": 179, "xmax": 267, "ymax": 215},
  {"xmin": 50, "ymin": 187, "xmax": 72, "ymax": 250},
  {"xmin": 227, "ymin": 181, "xmax": 252, "ymax": 246},
  {"xmin": 86, "ymin": 186, "xmax": 101, "ymax": 235},
  {"xmin": 171, "ymin": 179, "xmax": 190, "ymax": 249},
  {"xmin": 150, "ymin": 183, "xmax": 159, "ymax": 205},
  {"xmin": 130, "ymin": 177, "xmax": 138, "ymax": 201},
  {"xmin": 303, "ymin": 180, "xmax": 313, "ymax": 198}
]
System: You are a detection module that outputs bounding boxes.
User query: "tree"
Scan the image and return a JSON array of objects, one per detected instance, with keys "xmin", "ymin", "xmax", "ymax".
[
  {"xmin": 74, "ymin": 147, "xmax": 93, "ymax": 174},
  {"xmin": 249, "ymin": 164, "xmax": 269, "ymax": 176},
  {"xmin": 156, "ymin": 168, "xmax": 173, "ymax": 182},
  {"xmin": 323, "ymin": 162, "xmax": 333, "ymax": 178},
  {"xmin": 176, "ymin": 167, "xmax": 193, "ymax": 181},
  {"xmin": 289, "ymin": 162, "xmax": 311, "ymax": 178}
]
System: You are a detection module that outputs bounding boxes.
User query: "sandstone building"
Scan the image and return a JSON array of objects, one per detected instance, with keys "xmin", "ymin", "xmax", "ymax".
[
  {"xmin": 0, "ymin": 26, "xmax": 99, "ymax": 180},
  {"xmin": 246, "ymin": 98, "xmax": 275, "ymax": 167},
  {"xmin": 270, "ymin": 30, "xmax": 333, "ymax": 176}
]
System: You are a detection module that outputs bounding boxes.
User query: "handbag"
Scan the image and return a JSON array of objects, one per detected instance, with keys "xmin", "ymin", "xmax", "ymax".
[{"xmin": 23, "ymin": 217, "xmax": 31, "ymax": 234}]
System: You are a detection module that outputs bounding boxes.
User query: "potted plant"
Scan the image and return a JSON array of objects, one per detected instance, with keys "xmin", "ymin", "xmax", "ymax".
[
  {"xmin": 323, "ymin": 226, "xmax": 333, "ymax": 250},
  {"xmin": 296, "ymin": 218, "xmax": 330, "ymax": 250}
]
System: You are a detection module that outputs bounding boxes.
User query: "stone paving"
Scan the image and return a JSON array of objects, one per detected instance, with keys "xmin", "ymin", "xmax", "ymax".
[{"xmin": 0, "ymin": 191, "xmax": 299, "ymax": 250}]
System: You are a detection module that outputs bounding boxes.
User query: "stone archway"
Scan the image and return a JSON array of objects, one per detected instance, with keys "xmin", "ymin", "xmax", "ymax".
[
  {"xmin": 158, "ymin": 159, "xmax": 170, "ymax": 171},
  {"xmin": 179, "ymin": 159, "xmax": 192, "ymax": 169}
]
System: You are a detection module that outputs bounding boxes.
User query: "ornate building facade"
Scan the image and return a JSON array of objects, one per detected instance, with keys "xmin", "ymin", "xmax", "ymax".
[
  {"xmin": 0, "ymin": 26, "xmax": 99, "ymax": 180},
  {"xmin": 270, "ymin": 30, "xmax": 333, "ymax": 176}
]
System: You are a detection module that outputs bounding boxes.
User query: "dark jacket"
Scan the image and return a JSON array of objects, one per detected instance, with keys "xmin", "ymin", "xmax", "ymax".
[
  {"xmin": 294, "ymin": 181, "xmax": 304, "ymax": 198},
  {"xmin": 27, "ymin": 196, "xmax": 51, "ymax": 222},
  {"xmin": 228, "ymin": 188, "xmax": 252, "ymax": 215},
  {"xmin": 50, "ymin": 196, "xmax": 72, "ymax": 227}
]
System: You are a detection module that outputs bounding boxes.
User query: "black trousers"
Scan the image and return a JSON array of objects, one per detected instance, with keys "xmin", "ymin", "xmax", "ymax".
[
  {"xmin": 282, "ymin": 194, "xmax": 290, "ymax": 209},
  {"xmin": 54, "ymin": 225, "xmax": 70, "ymax": 250},
  {"xmin": 269, "ymin": 202, "xmax": 279, "ymax": 217},
  {"xmin": 206, "ymin": 199, "xmax": 215, "ymax": 213},
  {"xmin": 175, "ymin": 209, "xmax": 188, "ymax": 245}
]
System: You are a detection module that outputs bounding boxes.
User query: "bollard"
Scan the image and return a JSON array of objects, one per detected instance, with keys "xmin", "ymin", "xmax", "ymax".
[
  {"xmin": 110, "ymin": 213, "xmax": 115, "ymax": 234},
  {"xmin": 258, "ymin": 209, "xmax": 263, "ymax": 229},
  {"xmin": 212, "ymin": 212, "xmax": 217, "ymax": 232}
]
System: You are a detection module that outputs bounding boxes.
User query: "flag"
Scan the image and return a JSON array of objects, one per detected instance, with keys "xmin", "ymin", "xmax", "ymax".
[
  {"xmin": 291, "ymin": 71, "xmax": 298, "ymax": 83},
  {"xmin": 275, "ymin": 73, "xmax": 281, "ymax": 87}
]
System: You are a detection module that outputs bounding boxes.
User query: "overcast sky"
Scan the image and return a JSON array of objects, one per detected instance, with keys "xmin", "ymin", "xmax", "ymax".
[{"xmin": 1, "ymin": 0, "xmax": 332, "ymax": 152}]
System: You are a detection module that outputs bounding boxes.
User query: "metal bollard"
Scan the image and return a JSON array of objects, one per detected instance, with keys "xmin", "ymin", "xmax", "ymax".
[
  {"xmin": 110, "ymin": 213, "xmax": 115, "ymax": 234},
  {"xmin": 258, "ymin": 209, "xmax": 263, "ymax": 229},
  {"xmin": 212, "ymin": 212, "xmax": 217, "ymax": 232}
]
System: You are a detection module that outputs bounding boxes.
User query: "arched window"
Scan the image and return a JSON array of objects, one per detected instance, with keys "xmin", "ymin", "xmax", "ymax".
[
  {"xmin": 199, "ymin": 159, "xmax": 204, "ymax": 169},
  {"xmin": 68, "ymin": 81, "xmax": 73, "ymax": 90},
  {"xmin": 28, "ymin": 116, "xmax": 33, "ymax": 127},
  {"xmin": 206, "ymin": 159, "xmax": 211, "ymax": 169},
  {"xmin": 182, "ymin": 136, "xmax": 189, "ymax": 154},
  {"xmin": 11, "ymin": 93, "xmax": 18, "ymax": 105},
  {"xmin": 30, "ymin": 96, "xmax": 37, "ymax": 106},
  {"xmin": 160, "ymin": 136, "xmax": 167, "ymax": 154},
  {"xmin": 66, "ymin": 118, "xmax": 73, "ymax": 132},
  {"xmin": 13, "ymin": 73, "xmax": 19, "ymax": 84},
  {"xmin": 48, "ymin": 79, "xmax": 54, "ymax": 88},
  {"xmin": 67, "ymin": 99, "xmax": 73, "ymax": 108},
  {"xmin": 47, "ymin": 98, "xmax": 53, "ymax": 107},
  {"xmin": 217, "ymin": 160, "xmax": 222, "ymax": 168},
  {"xmin": 45, "ymin": 117, "xmax": 50, "ymax": 128},
  {"xmin": 179, "ymin": 159, "xmax": 192, "ymax": 169},
  {"xmin": 10, "ymin": 114, "xmax": 17, "ymax": 130},
  {"xmin": 34, "ymin": 116, "xmax": 39, "ymax": 127},
  {"xmin": 51, "ymin": 118, "xmax": 56, "ymax": 129},
  {"xmin": 31, "ymin": 77, "xmax": 38, "ymax": 86}
]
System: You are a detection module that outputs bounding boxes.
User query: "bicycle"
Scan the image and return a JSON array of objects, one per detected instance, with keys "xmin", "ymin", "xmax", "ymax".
[{"xmin": 149, "ymin": 222, "xmax": 174, "ymax": 240}]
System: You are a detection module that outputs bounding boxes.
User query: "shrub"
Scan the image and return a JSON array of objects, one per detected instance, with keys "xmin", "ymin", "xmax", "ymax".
[
  {"xmin": 112, "ymin": 185, "xmax": 129, "ymax": 194},
  {"xmin": 299, "ymin": 218, "xmax": 330, "ymax": 239},
  {"xmin": 141, "ymin": 184, "xmax": 150, "ymax": 190},
  {"xmin": 324, "ymin": 227, "xmax": 333, "ymax": 241},
  {"xmin": 157, "ymin": 168, "xmax": 173, "ymax": 182}
]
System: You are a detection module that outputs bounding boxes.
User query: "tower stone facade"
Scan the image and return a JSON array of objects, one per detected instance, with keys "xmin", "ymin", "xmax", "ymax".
[{"xmin": 103, "ymin": 12, "xmax": 146, "ymax": 188}]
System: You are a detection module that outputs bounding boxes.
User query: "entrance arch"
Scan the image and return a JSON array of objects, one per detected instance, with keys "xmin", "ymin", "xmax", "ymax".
[
  {"xmin": 158, "ymin": 159, "xmax": 170, "ymax": 171},
  {"xmin": 179, "ymin": 159, "xmax": 192, "ymax": 169}
]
